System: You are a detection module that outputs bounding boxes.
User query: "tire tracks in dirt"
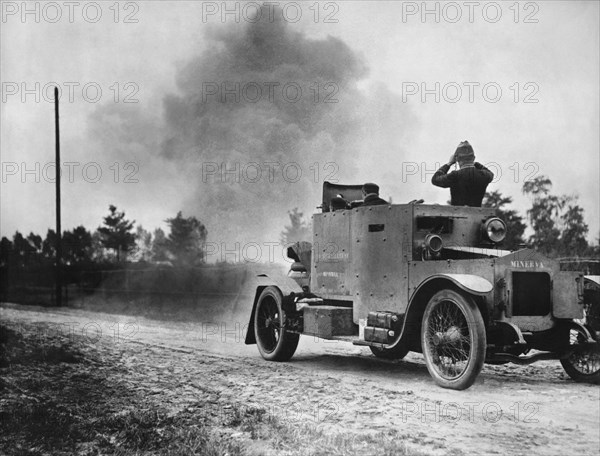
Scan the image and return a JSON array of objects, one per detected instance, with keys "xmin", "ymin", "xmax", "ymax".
[{"xmin": 2, "ymin": 303, "xmax": 599, "ymax": 456}]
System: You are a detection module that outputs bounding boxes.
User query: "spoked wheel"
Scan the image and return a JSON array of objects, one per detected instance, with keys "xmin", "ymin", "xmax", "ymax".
[
  {"xmin": 560, "ymin": 327, "xmax": 600, "ymax": 384},
  {"xmin": 370, "ymin": 343, "xmax": 409, "ymax": 360},
  {"xmin": 254, "ymin": 287, "xmax": 299, "ymax": 361},
  {"xmin": 421, "ymin": 289, "xmax": 486, "ymax": 390}
]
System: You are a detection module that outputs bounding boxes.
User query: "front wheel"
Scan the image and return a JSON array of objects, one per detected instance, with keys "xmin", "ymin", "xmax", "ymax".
[
  {"xmin": 421, "ymin": 289, "xmax": 486, "ymax": 390},
  {"xmin": 254, "ymin": 287, "xmax": 299, "ymax": 361}
]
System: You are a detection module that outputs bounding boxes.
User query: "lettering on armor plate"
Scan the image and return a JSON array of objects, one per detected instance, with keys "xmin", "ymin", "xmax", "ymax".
[
  {"xmin": 320, "ymin": 271, "xmax": 342, "ymax": 277},
  {"xmin": 510, "ymin": 260, "xmax": 545, "ymax": 268}
]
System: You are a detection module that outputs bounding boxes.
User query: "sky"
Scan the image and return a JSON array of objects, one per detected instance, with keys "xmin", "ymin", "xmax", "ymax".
[{"xmin": 1, "ymin": 0, "xmax": 599, "ymax": 256}]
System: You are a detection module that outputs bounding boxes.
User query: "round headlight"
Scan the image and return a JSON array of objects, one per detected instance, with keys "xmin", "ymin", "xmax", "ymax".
[
  {"xmin": 483, "ymin": 217, "xmax": 507, "ymax": 243},
  {"xmin": 425, "ymin": 234, "xmax": 443, "ymax": 253}
]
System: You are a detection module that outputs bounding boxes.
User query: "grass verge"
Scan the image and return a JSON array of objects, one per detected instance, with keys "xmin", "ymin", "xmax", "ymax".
[{"xmin": 0, "ymin": 322, "xmax": 438, "ymax": 455}]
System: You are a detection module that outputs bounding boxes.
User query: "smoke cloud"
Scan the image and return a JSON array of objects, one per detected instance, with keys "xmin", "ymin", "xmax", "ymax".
[{"xmin": 87, "ymin": 6, "xmax": 414, "ymax": 253}]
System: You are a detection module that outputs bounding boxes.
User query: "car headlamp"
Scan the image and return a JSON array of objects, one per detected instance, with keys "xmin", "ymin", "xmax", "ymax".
[{"xmin": 483, "ymin": 217, "xmax": 507, "ymax": 243}]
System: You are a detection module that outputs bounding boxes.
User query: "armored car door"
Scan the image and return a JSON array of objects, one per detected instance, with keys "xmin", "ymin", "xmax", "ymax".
[{"xmin": 350, "ymin": 205, "xmax": 412, "ymax": 322}]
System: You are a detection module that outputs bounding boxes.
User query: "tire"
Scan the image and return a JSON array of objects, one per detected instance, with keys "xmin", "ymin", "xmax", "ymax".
[
  {"xmin": 421, "ymin": 289, "xmax": 486, "ymax": 390},
  {"xmin": 254, "ymin": 287, "xmax": 299, "ymax": 361},
  {"xmin": 370, "ymin": 344, "xmax": 409, "ymax": 360},
  {"xmin": 560, "ymin": 328, "xmax": 600, "ymax": 384}
]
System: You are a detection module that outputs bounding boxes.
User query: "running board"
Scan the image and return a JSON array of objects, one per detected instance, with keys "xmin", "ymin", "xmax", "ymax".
[
  {"xmin": 353, "ymin": 339, "xmax": 388, "ymax": 348},
  {"xmin": 331, "ymin": 335, "xmax": 360, "ymax": 343}
]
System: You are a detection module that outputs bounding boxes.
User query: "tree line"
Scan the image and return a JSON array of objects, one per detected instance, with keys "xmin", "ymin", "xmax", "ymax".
[
  {"xmin": 483, "ymin": 175, "xmax": 598, "ymax": 257},
  {"xmin": 1, "ymin": 174, "xmax": 598, "ymax": 270},
  {"xmin": 0, "ymin": 205, "xmax": 208, "ymax": 268}
]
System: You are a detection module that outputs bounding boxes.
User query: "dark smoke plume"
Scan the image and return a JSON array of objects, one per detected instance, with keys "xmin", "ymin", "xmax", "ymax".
[
  {"xmin": 160, "ymin": 10, "xmax": 371, "ymax": 247},
  {"xmin": 88, "ymin": 6, "xmax": 414, "ymax": 254}
]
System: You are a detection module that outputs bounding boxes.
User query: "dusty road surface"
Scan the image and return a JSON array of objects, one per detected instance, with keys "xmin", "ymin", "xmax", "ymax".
[{"xmin": 1, "ymin": 302, "xmax": 599, "ymax": 456}]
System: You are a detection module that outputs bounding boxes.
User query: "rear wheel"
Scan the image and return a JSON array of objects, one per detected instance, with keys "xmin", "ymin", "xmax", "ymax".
[
  {"xmin": 370, "ymin": 344, "xmax": 409, "ymax": 360},
  {"xmin": 421, "ymin": 289, "xmax": 486, "ymax": 390},
  {"xmin": 254, "ymin": 287, "xmax": 299, "ymax": 361}
]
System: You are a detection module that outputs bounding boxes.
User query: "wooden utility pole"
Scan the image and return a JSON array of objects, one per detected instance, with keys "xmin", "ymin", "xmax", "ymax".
[{"xmin": 55, "ymin": 87, "xmax": 62, "ymax": 306}]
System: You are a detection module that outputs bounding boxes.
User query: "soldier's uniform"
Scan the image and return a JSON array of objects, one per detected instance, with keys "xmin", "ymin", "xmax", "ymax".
[
  {"xmin": 363, "ymin": 193, "xmax": 388, "ymax": 206},
  {"xmin": 361, "ymin": 183, "xmax": 389, "ymax": 206},
  {"xmin": 432, "ymin": 141, "xmax": 493, "ymax": 207}
]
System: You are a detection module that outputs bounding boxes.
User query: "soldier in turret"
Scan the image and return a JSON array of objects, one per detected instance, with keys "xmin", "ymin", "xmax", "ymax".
[
  {"xmin": 361, "ymin": 182, "xmax": 388, "ymax": 206},
  {"xmin": 432, "ymin": 140, "xmax": 493, "ymax": 207}
]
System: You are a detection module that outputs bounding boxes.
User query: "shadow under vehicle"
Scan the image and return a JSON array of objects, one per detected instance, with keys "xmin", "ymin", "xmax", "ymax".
[{"xmin": 244, "ymin": 182, "xmax": 600, "ymax": 390}]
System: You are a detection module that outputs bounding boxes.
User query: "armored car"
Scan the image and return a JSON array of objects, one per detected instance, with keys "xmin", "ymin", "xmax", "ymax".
[{"xmin": 245, "ymin": 182, "xmax": 600, "ymax": 390}]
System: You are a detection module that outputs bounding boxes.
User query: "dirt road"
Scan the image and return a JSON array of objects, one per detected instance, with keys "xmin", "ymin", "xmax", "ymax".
[{"xmin": 2, "ymin": 302, "xmax": 599, "ymax": 456}]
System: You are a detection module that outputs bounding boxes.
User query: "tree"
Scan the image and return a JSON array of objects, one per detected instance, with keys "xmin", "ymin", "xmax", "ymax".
[
  {"xmin": 42, "ymin": 229, "xmax": 58, "ymax": 259},
  {"xmin": 90, "ymin": 230, "xmax": 110, "ymax": 262},
  {"xmin": 12, "ymin": 231, "xmax": 36, "ymax": 267},
  {"xmin": 482, "ymin": 191, "xmax": 526, "ymax": 250},
  {"xmin": 522, "ymin": 176, "xmax": 590, "ymax": 257},
  {"xmin": 27, "ymin": 232, "xmax": 42, "ymax": 255},
  {"xmin": 132, "ymin": 226, "xmax": 153, "ymax": 262},
  {"xmin": 522, "ymin": 176, "xmax": 563, "ymax": 256},
  {"xmin": 165, "ymin": 212, "xmax": 208, "ymax": 266},
  {"xmin": 0, "ymin": 237, "xmax": 13, "ymax": 267},
  {"xmin": 97, "ymin": 205, "xmax": 136, "ymax": 262},
  {"xmin": 62, "ymin": 226, "xmax": 93, "ymax": 264},
  {"xmin": 23, "ymin": 232, "xmax": 43, "ymax": 265},
  {"xmin": 151, "ymin": 228, "xmax": 170, "ymax": 263},
  {"xmin": 560, "ymin": 204, "xmax": 589, "ymax": 257},
  {"xmin": 280, "ymin": 208, "xmax": 312, "ymax": 245}
]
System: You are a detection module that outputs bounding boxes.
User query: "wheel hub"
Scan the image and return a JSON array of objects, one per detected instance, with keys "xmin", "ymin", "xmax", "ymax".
[{"xmin": 432, "ymin": 326, "xmax": 462, "ymax": 346}]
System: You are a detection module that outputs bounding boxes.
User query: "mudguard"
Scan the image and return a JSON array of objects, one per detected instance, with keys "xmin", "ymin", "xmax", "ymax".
[
  {"xmin": 244, "ymin": 273, "xmax": 304, "ymax": 345},
  {"xmin": 253, "ymin": 273, "xmax": 304, "ymax": 296},
  {"xmin": 416, "ymin": 273, "xmax": 493, "ymax": 296},
  {"xmin": 378, "ymin": 274, "xmax": 494, "ymax": 353},
  {"xmin": 585, "ymin": 275, "xmax": 600, "ymax": 288}
]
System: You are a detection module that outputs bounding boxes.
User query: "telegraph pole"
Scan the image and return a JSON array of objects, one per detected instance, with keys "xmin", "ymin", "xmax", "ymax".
[{"xmin": 55, "ymin": 87, "xmax": 62, "ymax": 306}]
